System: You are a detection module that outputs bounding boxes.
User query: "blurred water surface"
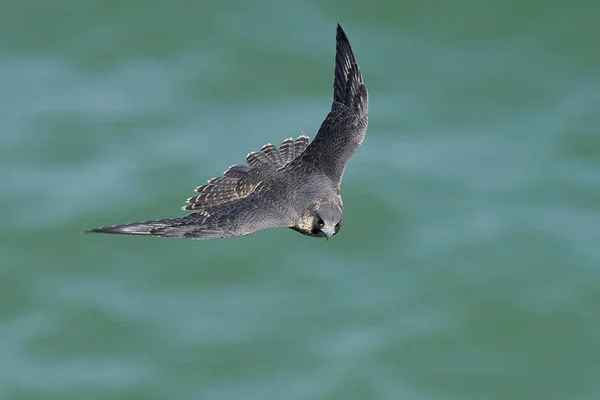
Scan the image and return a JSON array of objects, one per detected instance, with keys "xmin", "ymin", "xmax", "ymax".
[{"xmin": 1, "ymin": 0, "xmax": 599, "ymax": 399}]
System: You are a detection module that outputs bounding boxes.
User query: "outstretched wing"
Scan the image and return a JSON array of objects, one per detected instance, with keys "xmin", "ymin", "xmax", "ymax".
[
  {"xmin": 87, "ymin": 192, "xmax": 293, "ymax": 239},
  {"xmin": 183, "ymin": 135, "xmax": 309, "ymax": 210},
  {"xmin": 87, "ymin": 136, "xmax": 311, "ymax": 240},
  {"xmin": 296, "ymin": 24, "xmax": 368, "ymax": 188}
]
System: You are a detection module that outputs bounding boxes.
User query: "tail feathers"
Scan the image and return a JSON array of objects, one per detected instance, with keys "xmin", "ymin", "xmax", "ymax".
[
  {"xmin": 260, "ymin": 144, "xmax": 282, "ymax": 166},
  {"xmin": 278, "ymin": 138, "xmax": 295, "ymax": 164},
  {"xmin": 184, "ymin": 135, "xmax": 309, "ymax": 211},
  {"xmin": 246, "ymin": 149, "xmax": 273, "ymax": 167},
  {"xmin": 293, "ymin": 135, "xmax": 309, "ymax": 156},
  {"xmin": 245, "ymin": 135, "xmax": 309, "ymax": 168},
  {"xmin": 333, "ymin": 24, "xmax": 368, "ymax": 118}
]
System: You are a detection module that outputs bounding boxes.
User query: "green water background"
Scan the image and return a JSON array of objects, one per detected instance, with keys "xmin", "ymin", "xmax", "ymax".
[{"xmin": 1, "ymin": 0, "xmax": 599, "ymax": 399}]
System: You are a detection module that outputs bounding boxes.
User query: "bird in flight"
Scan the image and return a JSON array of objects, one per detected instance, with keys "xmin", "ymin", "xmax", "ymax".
[{"xmin": 87, "ymin": 24, "xmax": 368, "ymax": 240}]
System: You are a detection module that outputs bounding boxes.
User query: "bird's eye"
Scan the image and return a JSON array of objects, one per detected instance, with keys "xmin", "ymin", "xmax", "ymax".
[
  {"xmin": 335, "ymin": 221, "xmax": 342, "ymax": 232},
  {"xmin": 317, "ymin": 217, "xmax": 324, "ymax": 228}
]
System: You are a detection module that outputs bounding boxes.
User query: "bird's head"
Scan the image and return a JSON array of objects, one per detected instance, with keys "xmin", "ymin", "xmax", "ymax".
[
  {"xmin": 312, "ymin": 207, "xmax": 343, "ymax": 240},
  {"xmin": 294, "ymin": 198, "xmax": 343, "ymax": 240}
]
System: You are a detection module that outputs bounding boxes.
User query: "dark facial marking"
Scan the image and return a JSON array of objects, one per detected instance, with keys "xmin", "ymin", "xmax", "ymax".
[{"xmin": 334, "ymin": 221, "xmax": 342, "ymax": 234}]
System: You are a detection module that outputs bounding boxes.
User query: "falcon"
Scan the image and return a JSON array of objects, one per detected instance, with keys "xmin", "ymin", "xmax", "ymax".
[{"xmin": 87, "ymin": 24, "xmax": 368, "ymax": 240}]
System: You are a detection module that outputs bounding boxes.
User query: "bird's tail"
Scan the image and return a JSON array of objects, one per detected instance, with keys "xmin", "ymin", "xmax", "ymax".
[{"xmin": 85, "ymin": 217, "xmax": 187, "ymax": 237}]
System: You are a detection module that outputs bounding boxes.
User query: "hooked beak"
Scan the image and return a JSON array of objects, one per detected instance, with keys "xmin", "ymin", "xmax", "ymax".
[{"xmin": 321, "ymin": 226, "xmax": 335, "ymax": 240}]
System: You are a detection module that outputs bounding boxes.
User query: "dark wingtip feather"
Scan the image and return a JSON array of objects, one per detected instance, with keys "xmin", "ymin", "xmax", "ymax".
[
  {"xmin": 85, "ymin": 214, "xmax": 231, "ymax": 239},
  {"xmin": 84, "ymin": 226, "xmax": 110, "ymax": 234},
  {"xmin": 84, "ymin": 217, "xmax": 187, "ymax": 236},
  {"xmin": 85, "ymin": 225, "xmax": 152, "ymax": 236},
  {"xmin": 333, "ymin": 24, "xmax": 367, "ymax": 118}
]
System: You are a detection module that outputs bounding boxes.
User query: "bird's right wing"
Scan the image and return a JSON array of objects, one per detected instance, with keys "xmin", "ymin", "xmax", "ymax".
[
  {"xmin": 296, "ymin": 24, "xmax": 368, "ymax": 189},
  {"xmin": 87, "ymin": 191, "xmax": 294, "ymax": 239}
]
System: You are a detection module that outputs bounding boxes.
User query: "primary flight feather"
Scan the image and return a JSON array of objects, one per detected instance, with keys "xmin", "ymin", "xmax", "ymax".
[{"xmin": 87, "ymin": 24, "xmax": 368, "ymax": 240}]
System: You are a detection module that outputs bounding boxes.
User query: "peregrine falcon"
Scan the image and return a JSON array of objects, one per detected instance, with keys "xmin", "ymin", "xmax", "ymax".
[{"xmin": 87, "ymin": 24, "xmax": 368, "ymax": 240}]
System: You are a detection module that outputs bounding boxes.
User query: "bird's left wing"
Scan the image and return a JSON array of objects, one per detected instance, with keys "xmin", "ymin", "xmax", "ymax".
[{"xmin": 87, "ymin": 192, "xmax": 294, "ymax": 239}]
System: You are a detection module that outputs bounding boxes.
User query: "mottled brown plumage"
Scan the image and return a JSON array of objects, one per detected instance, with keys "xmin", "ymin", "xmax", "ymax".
[{"xmin": 87, "ymin": 24, "xmax": 368, "ymax": 240}]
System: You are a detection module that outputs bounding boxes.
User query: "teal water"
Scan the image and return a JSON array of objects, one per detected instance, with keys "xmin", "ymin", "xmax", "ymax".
[{"xmin": 1, "ymin": 0, "xmax": 599, "ymax": 399}]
